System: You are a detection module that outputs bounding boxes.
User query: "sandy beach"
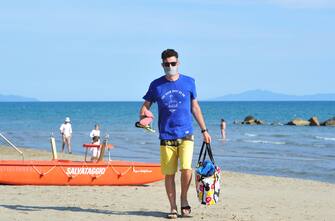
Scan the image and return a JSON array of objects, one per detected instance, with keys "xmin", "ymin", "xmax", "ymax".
[{"xmin": 0, "ymin": 146, "xmax": 334, "ymax": 221}]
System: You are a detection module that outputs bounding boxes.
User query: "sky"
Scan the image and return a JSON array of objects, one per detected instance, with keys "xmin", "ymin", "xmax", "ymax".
[{"xmin": 0, "ymin": 0, "xmax": 334, "ymax": 101}]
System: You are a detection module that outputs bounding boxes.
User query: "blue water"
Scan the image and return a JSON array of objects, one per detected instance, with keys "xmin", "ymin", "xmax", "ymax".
[{"xmin": 0, "ymin": 101, "xmax": 334, "ymax": 184}]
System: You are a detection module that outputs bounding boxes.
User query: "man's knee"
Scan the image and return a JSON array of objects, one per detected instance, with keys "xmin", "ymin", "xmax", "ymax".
[{"xmin": 180, "ymin": 169, "xmax": 193, "ymax": 177}]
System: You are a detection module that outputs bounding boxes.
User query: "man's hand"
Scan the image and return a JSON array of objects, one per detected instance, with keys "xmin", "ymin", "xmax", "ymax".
[
  {"xmin": 202, "ymin": 131, "xmax": 211, "ymax": 143},
  {"xmin": 139, "ymin": 101, "xmax": 152, "ymax": 121}
]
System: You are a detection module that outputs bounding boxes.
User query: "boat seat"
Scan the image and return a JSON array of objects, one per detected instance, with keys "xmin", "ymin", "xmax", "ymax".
[
  {"xmin": 83, "ymin": 144, "xmax": 113, "ymax": 149},
  {"xmin": 83, "ymin": 144, "xmax": 114, "ymax": 162}
]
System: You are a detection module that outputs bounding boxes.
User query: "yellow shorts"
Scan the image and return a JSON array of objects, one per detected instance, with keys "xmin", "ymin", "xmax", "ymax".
[{"xmin": 160, "ymin": 140, "xmax": 194, "ymax": 175}]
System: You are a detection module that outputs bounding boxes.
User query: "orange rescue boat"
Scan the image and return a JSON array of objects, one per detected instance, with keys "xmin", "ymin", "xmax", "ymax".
[
  {"xmin": 0, "ymin": 133, "xmax": 164, "ymax": 186},
  {"xmin": 0, "ymin": 159, "xmax": 164, "ymax": 186}
]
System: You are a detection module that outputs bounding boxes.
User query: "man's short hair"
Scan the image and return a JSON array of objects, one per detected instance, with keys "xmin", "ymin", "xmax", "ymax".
[{"xmin": 161, "ymin": 49, "xmax": 178, "ymax": 60}]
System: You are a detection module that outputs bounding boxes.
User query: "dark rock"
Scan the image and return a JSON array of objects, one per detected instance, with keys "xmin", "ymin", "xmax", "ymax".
[
  {"xmin": 286, "ymin": 118, "xmax": 310, "ymax": 126},
  {"xmin": 244, "ymin": 115, "xmax": 255, "ymax": 122},
  {"xmin": 255, "ymin": 119, "xmax": 264, "ymax": 125},
  {"xmin": 322, "ymin": 117, "xmax": 335, "ymax": 126},
  {"xmin": 309, "ymin": 116, "xmax": 320, "ymax": 126},
  {"xmin": 242, "ymin": 115, "xmax": 264, "ymax": 125}
]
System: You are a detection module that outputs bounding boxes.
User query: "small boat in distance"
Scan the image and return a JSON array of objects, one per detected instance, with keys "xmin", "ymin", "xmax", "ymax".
[{"xmin": 0, "ymin": 133, "xmax": 164, "ymax": 186}]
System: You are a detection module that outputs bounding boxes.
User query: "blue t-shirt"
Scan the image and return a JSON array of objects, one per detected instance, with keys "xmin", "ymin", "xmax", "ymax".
[{"xmin": 143, "ymin": 74, "xmax": 197, "ymax": 140}]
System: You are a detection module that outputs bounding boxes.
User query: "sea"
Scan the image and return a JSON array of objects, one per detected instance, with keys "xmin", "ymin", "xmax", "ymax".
[{"xmin": 0, "ymin": 101, "xmax": 334, "ymax": 184}]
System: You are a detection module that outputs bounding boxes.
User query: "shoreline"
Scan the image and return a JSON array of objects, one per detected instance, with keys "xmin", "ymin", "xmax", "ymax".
[
  {"xmin": 0, "ymin": 145, "xmax": 334, "ymax": 221},
  {"xmin": 2, "ymin": 145, "xmax": 334, "ymax": 185}
]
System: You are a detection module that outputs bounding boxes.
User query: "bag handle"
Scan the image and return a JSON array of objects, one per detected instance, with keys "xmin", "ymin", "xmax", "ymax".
[
  {"xmin": 197, "ymin": 142, "xmax": 216, "ymax": 165},
  {"xmin": 205, "ymin": 142, "xmax": 216, "ymax": 165},
  {"xmin": 197, "ymin": 142, "xmax": 206, "ymax": 165}
]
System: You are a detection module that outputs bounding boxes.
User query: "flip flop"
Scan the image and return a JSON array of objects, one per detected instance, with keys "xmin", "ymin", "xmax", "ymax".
[
  {"xmin": 135, "ymin": 122, "xmax": 156, "ymax": 133},
  {"xmin": 167, "ymin": 211, "xmax": 178, "ymax": 219},
  {"xmin": 181, "ymin": 206, "xmax": 192, "ymax": 217}
]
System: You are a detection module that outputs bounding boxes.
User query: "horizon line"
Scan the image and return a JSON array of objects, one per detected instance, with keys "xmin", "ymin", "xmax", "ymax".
[{"xmin": 1, "ymin": 100, "xmax": 335, "ymax": 102}]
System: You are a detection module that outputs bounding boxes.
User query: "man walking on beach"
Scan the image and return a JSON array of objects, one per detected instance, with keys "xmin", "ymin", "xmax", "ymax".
[{"xmin": 140, "ymin": 49, "xmax": 211, "ymax": 218}]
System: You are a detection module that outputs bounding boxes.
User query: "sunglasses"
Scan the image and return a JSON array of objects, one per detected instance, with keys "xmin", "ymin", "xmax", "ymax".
[{"xmin": 162, "ymin": 62, "xmax": 178, "ymax": 67}]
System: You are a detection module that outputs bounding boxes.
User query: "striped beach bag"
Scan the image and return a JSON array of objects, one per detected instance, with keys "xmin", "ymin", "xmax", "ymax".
[{"xmin": 195, "ymin": 142, "xmax": 221, "ymax": 205}]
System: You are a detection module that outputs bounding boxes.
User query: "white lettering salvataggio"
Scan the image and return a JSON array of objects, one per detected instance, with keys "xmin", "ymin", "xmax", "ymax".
[{"xmin": 66, "ymin": 167, "xmax": 106, "ymax": 175}]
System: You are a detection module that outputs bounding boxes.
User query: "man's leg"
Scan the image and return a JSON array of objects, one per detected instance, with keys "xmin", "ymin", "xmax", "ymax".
[
  {"xmin": 65, "ymin": 136, "xmax": 72, "ymax": 153},
  {"xmin": 68, "ymin": 136, "xmax": 72, "ymax": 153},
  {"xmin": 165, "ymin": 174, "xmax": 177, "ymax": 213},
  {"xmin": 179, "ymin": 140, "xmax": 194, "ymax": 216},
  {"xmin": 180, "ymin": 169, "xmax": 192, "ymax": 207},
  {"xmin": 160, "ymin": 145, "xmax": 178, "ymax": 216},
  {"xmin": 61, "ymin": 136, "xmax": 65, "ymax": 152}
]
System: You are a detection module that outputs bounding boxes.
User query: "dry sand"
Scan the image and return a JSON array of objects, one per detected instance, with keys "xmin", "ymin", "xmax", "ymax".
[{"xmin": 0, "ymin": 146, "xmax": 334, "ymax": 221}]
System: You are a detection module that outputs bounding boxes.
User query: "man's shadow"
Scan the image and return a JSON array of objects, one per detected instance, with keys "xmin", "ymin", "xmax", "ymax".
[{"xmin": 0, "ymin": 204, "xmax": 166, "ymax": 218}]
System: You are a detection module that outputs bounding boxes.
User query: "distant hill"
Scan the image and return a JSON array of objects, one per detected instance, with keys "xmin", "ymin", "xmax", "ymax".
[
  {"xmin": 0, "ymin": 94, "xmax": 39, "ymax": 102},
  {"xmin": 214, "ymin": 90, "xmax": 335, "ymax": 101}
]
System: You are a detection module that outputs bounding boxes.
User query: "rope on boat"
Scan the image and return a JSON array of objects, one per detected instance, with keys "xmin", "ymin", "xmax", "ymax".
[
  {"xmin": 57, "ymin": 161, "xmax": 89, "ymax": 179},
  {"xmin": 57, "ymin": 163, "xmax": 74, "ymax": 179},
  {"xmin": 88, "ymin": 161, "xmax": 112, "ymax": 179},
  {"xmin": 109, "ymin": 165, "xmax": 133, "ymax": 178},
  {"xmin": 31, "ymin": 165, "xmax": 57, "ymax": 177}
]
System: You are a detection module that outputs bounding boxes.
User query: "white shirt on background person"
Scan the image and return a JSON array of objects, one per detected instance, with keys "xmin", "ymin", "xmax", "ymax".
[{"xmin": 60, "ymin": 123, "xmax": 72, "ymax": 137}]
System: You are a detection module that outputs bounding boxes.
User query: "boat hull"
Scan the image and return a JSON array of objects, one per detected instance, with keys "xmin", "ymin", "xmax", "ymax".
[{"xmin": 0, "ymin": 160, "xmax": 164, "ymax": 186}]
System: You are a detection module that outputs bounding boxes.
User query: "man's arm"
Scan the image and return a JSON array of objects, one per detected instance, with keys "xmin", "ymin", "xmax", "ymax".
[
  {"xmin": 191, "ymin": 99, "xmax": 211, "ymax": 143},
  {"xmin": 139, "ymin": 100, "xmax": 152, "ymax": 119}
]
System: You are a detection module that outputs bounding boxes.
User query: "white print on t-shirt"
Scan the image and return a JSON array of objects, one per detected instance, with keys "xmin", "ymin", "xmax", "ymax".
[
  {"xmin": 168, "ymin": 95, "xmax": 178, "ymax": 109},
  {"xmin": 161, "ymin": 90, "xmax": 186, "ymax": 112}
]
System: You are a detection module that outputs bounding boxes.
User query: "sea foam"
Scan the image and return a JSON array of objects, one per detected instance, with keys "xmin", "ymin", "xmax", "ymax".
[{"xmin": 244, "ymin": 139, "xmax": 286, "ymax": 145}]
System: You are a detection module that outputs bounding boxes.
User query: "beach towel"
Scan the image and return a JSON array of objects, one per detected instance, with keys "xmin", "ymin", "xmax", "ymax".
[{"xmin": 195, "ymin": 142, "xmax": 221, "ymax": 205}]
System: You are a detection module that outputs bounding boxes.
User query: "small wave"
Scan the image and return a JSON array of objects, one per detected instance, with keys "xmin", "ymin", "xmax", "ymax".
[
  {"xmin": 315, "ymin": 136, "xmax": 335, "ymax": 141},
  {"xmin": 217, "ymin": 138, "xmax": 230, "ymax": 141},
  {"xmin": 312, "ymin": 144, "xmax": 326, "ymax": 148},
  {"xmin": 271, "ymin": 134, "xmax": 289, "ymax": 138},
  {"xmin": 244, "ymin": 139, "xmax": 286, "ymax": 145},
  {"xmin": 138, "ymin": 141, "xmax": 156, "ymax": 145},
  {"xmin": 244, "ymin": 133, "xmax": 257, "ymax": 137}
]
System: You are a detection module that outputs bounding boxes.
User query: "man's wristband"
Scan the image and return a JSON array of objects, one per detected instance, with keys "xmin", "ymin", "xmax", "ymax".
[{"xmin": 201, "ymin": 128, "xmax": 208, "ymax": 133}]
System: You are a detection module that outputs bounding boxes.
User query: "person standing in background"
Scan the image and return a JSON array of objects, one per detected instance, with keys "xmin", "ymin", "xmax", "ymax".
[
  {"xmin": 220, "ymin": 118, "xmax": 226, "ymax": 140},
  {"xmin": 90, "ymin": 124, "xmax": 101, "ymax": 160},
  {"xmin": 60, "ymin": 117, "xmax": 72, "ymax": 154}
]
